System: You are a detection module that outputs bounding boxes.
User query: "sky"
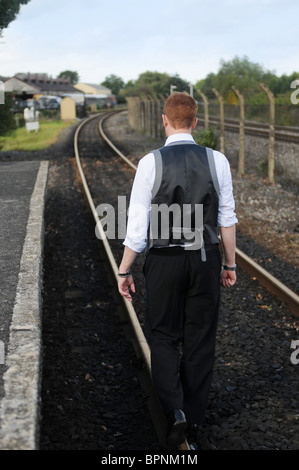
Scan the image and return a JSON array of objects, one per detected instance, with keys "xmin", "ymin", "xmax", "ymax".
[{"xmin": 0, "ymin": 0, "xmax": 298, "ymax": 85}]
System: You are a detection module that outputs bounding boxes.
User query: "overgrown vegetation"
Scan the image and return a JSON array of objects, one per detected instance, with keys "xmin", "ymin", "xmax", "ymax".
[
  {"xmin": 193, "ymin": 127, "xmax": 219, "ymax": 150},
  {"xmin": 0, "ymin": 93, "xmax": 16, "ymax": 136}
]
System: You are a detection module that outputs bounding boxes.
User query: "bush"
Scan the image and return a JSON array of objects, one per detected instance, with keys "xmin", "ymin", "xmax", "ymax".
[
  {"xmin": 0, "ymin": 93, "xmax": 16, "ymax": 136},
  {"xmin": 194, "ymin": 127, "xmax": 218, "ymax": 149}
]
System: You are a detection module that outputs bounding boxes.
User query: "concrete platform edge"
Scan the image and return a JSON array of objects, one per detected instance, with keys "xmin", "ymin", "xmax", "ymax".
[{"xmin": 0, "ymin": 161, "xmax": 49, "ymax": 450}]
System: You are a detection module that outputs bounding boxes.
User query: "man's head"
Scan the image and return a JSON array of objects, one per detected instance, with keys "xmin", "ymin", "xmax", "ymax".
[{"xmin": 163, "ymin": 92, "xmax": 198, "ymax": 133}]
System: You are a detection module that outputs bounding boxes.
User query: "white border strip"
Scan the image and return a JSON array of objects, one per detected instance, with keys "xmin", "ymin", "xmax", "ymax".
[{"xmin": 0, "ymin": 161, "xmax": 49, "ymax": 450}]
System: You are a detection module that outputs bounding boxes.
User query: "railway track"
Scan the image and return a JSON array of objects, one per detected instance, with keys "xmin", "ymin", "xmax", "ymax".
[
  {"xmin": 73, "ymin": 112, "xmax": 186, "ymax": 450},
  {"xmin": 96, "ymin": 111, "xmax": 299, "ymax": 318},
  {"xmin": 197, "ymin": 114, "xmax": 299, "ymax": 143},
  {"xmin": 71, "ymin": 111, "xmax": 299, "ymax": 451}
]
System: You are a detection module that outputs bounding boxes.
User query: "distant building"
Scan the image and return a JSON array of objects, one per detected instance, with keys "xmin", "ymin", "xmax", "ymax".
[
  {"xmin": 74, "ymin": 82, "xmax": 111, "ymax": 95},
  {"xmin": 74, "ymin": 82, "xmax": 116, "ymax": 107},
  {"xmin": 1, "ymin": 74, "xmax": 116, "ymax": 112},
  {"xmin": 3, "ymin": 73, "xmax": 84, "ymax": 102},
  {"xmin": 2, "ymin": 76, "xmax": 39, "ymax": 96}
]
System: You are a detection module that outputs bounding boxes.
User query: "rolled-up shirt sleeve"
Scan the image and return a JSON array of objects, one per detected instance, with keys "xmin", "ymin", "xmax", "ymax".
[
  {"xmin": 123, "ymin": 153, "xmax": 154, "ymax": 253},
  {"xmin": 214, "ymin": 150, "xmax": 238, "ymax": 227}
]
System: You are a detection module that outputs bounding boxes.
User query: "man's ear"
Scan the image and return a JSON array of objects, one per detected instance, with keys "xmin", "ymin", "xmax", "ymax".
[
  {"xmin": 162, "ymin": 114, "xmax": 168, "ymax": 128},
  {"xmin": 191, "ymin": 117, "xmax": 198, "ymax": 130}
]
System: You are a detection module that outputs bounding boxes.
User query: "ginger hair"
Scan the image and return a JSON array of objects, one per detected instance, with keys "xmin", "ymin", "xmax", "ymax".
[{"xmin": 163, "ymin": 92, "xmax": 197, "ymax": 129}]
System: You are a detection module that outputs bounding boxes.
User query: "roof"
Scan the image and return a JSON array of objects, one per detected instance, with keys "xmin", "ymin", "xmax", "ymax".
[
  {"xmin": 13, "ymin": 73, "xmax": 83, "ymax": 95},
  {"xmin": 3, "ymin": 77, "xmax": 40, "ymax": 94},
  {"xmin": 74, "ymin": 82, "xmax": 111, "ymax": 95}
]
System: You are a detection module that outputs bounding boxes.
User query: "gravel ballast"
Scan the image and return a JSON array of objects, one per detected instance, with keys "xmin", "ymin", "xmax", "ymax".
[{"xmin": 0, "ymin": 112, "xmax": 298, "ymax": 450}]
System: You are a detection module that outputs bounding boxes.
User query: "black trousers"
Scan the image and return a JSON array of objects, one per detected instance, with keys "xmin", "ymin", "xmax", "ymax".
[{"xmin": 143, "ymin": 246, "xmax": 221, "ymax": 425}]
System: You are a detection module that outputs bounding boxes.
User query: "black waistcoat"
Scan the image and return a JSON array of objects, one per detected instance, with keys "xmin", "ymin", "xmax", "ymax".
[{"xmin": 147, "ymin": 142, "xmax": 219, "ymax": 257}]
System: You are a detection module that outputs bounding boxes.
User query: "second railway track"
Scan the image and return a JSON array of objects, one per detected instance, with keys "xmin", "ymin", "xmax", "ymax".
[
  {"xmin": 40, "ymin": 111, "xmax": 299, "ymax": 451},
  {"xmin": 197, "ymin": 114, "xmax": 299, "ymax": 143}
]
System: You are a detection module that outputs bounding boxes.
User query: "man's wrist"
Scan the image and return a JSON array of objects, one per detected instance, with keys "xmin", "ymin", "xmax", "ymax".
[
  {"xmin": 118, "ymin": 271, "xmax": 132, "ymax": 278},
  {"xmin": 223, "ymin": 264, "xmax": 237, "ymax": 271}
]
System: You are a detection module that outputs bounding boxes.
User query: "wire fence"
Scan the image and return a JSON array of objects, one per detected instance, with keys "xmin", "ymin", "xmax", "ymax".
[{"xmin": 127, "ymin": 88, "xmax": 299, "ymax": 185}]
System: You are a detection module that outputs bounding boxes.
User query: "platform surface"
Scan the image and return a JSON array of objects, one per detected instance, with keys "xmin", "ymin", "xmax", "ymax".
[{"xmin": 0, "ymin": 160, "xmax": 48, "ymax": 449}]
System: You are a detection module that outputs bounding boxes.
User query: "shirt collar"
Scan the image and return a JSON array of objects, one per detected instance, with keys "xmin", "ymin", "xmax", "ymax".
[{"xmin": 165, "ymin": 133, "xmax": 195, "ymax": 146}]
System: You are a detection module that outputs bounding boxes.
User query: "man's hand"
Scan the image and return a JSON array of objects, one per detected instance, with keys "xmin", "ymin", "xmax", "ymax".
[
  {"xmin": 118, "ymin": 275, "xmax": 135, "ymax": 302},
  {"xmin": 220, "ymin": 269, "xmax": 236, "ymax": 288},
  {"xmin": 117, "ymin": 246, "xmax": 138, "ymax": 302}
]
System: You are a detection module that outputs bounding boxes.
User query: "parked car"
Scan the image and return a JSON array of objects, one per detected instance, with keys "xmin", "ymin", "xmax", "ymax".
[{"xmin": 37, "ymin": 96, "xmax": 61, "ymax": 110}]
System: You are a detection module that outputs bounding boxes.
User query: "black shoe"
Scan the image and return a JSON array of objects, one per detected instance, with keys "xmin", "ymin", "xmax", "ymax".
[
  {"xmin": 166, "ymin": 409, "xmax": 188, "ymax": 448},
  {"xmin": 186, "ymin": 424, "xmax": 200, "ymax": 450}
]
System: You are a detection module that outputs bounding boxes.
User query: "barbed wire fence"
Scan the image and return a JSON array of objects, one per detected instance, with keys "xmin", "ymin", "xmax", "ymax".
[{"xmin": 126, "ymin": 84, "xmax": 290, "ymax": 185}]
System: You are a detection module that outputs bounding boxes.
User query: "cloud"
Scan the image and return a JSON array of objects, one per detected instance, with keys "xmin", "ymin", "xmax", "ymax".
[{"xmin": 0, "ymin": 0, "xmax": 298, "ymax": 84}]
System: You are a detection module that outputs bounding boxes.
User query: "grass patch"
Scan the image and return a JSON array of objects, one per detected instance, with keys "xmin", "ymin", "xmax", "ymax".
[{"xmin": 0, "ymin": 120, "xmax": 76, "ymax": 151}]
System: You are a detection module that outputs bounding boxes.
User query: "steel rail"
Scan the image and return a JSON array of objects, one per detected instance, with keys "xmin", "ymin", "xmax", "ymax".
[
  {"xmin": 74, "ymin": 113, "xmax": 151, "ymax": 374},
  {"xmin": 197, "ymin": 115, "xmax": 299, "ymax": 143},
  {"xmin": 236, "ymin": 248, "xmax": 299, "ymax": 317},
  {"xmin": 100, "ymin": 111, "xmax": 299, "ymax": 318},
  {"xmin": 74, "ymin": 112, "xmax": 190, "ymax": 451}
]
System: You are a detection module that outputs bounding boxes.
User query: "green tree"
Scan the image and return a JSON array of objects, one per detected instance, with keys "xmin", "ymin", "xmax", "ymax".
[
  {"xmin": 58, "ymin": 70, "xmax": 79, "ymax": 84},
  {"xmin": 101, "ymin": 74, "xmax": 125, "ymax": 96},
  {"xmin": 267, "ymin": 71, "xmax": 299, "ymax": 96},
  {"xmin": 0, "ymin": 0, "xmax": 30, "ymax": 34},
  {"xmin": 196, "ymin": 56, "xmax": 275, "ymax": 100},
  {"xmin": 122, "ymin": 71, "xmax": 190, "ymax": 98}
]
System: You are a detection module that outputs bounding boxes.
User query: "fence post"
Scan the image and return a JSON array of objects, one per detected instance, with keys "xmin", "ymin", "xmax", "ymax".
[
  {"xmin": 232, "ymin": 86, "xmax": 245, "ymax": 176},
  {"xmin": 140, "ymin": 97, "xmax": 145, "ymax": 133},
  {"xmin": 212, "ymin": 88, "xmax": 225, "ymax": 154},
  {"xmin": 144, "ymin": 97, "xmax": 150, "ymax": 135},
  {"xmin": 134, "ymin": 97, "xmax": 140, "ymax": 132},
  {"xmin": 0, "ymin": 340, "xmax": 4, "ymax": 364},
  {"xmin": 155, "ymin": 97, "xmax": 163, "ymax": 138},
  {"xmin": 197, "ymin": 89, "xmax": 209, "ymax": 130},
  {"xmin": 148, "ymin": 97, "xmax": 153, "ymax": 137},
  {"xmin": 260, "ymin": 83, "xmax": 275, "ymax": 184},
  {"xmin": 126, "ymin": 97, "xmax": 135, "ymax": 130},
  {"xmin": 156, "ymin": 97, "xmax": 162, "ymax": 138},
  {"xmin": 159, "ymin": 96, "xmax": 166, "ymax": 138}
]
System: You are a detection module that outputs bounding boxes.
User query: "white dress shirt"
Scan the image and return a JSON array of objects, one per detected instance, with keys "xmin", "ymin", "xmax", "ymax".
[{"xmin": 124, "ymin": 133, "xmax": 238, "ymax": 253}]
